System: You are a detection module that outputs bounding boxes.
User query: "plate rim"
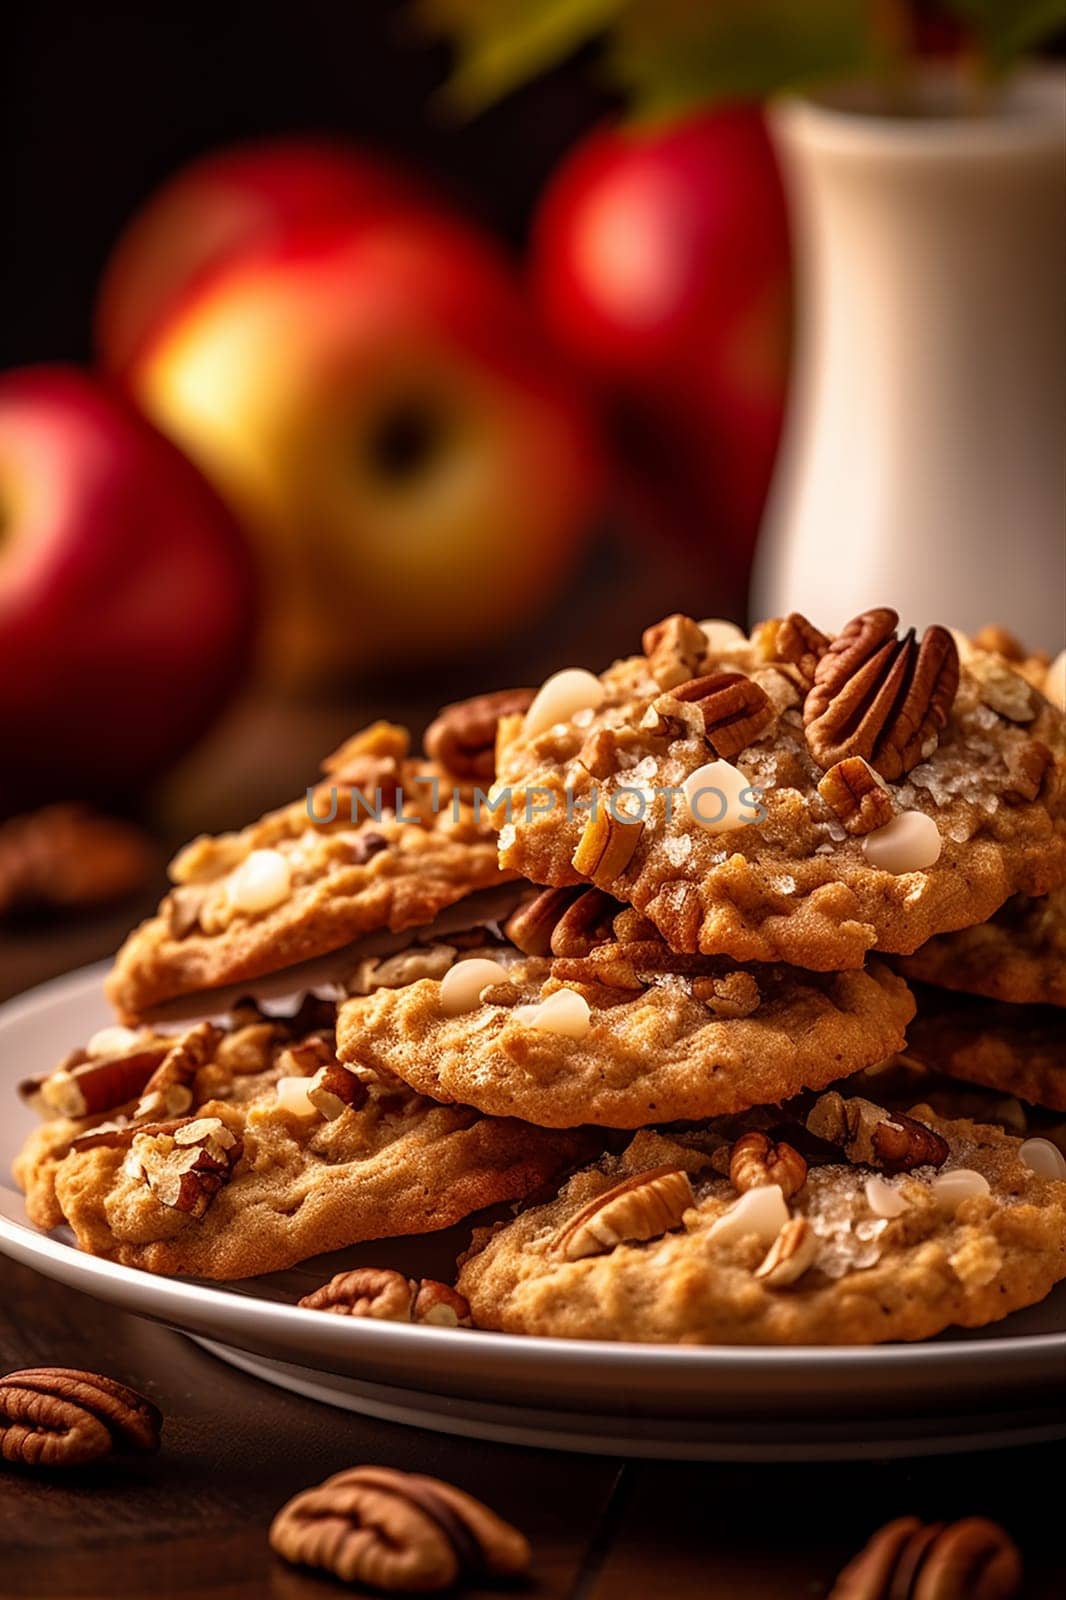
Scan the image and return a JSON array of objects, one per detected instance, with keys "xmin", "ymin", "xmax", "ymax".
[{"xmin": 3, "ymin": 961, "xmax": 1065, "ymax": 1381}]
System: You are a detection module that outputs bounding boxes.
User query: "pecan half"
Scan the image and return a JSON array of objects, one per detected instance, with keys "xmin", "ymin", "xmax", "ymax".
[
  {"xmin": 130, "ymin": 1116, "xmax": 243, "ymax": 1216},
  {"xmin": 642, "ymin": 613, "xmax": 707, "ymax": 689},
  {"xmin": 270, "ymin": 1465, "xmax": 530, "ymax": 1591},
  {"xmin": 1001, "ymin": 738, "xmax": 1053, "ymax": 804},
  {"xmin": 804, "ymin": 609, "xmax": 960, "ymax": 778},
  {"xmin": 818, "ymin": 757, "xmax": 895, "ymax": 836},
  {"xmin": 571, "ymin": 805, "xmax": 643, "ymax": 884},
  {"xmin": 504, "ymin": 886, "xmax": 584, "ymax": 955},
  {"xmin": 807, "ymin": 1092, "xmax": 949, "ymax": 1174},
  {"xmin": 969, "ymin": 653, "xmax": 1036, "ymax": 723},
  {"xmin": 299, "ymin": 1268, "xmax": 471, "ymax": 1325},
  {"xmin": 550, "ymin": 1166, "xmax": 694, "ymax": 1261},
  {"xmin": 425, "ymin": 688, "xmax": 536, "ymax": 783},
  {"xmin": 753, "ymin": 612, "xmax": 830, "ymax": 686},
  {"xmin": 20, "ymin": 1041, "xmax": 168, "ymax": 1119},
  {"xmin": 754, "ymin": 1217, "xmax": 818, "ymax": 1287},
  {"xmin": 134, "ymin": 1022, "xmax": 220, "ymax": 1121},
  {"xmin": 673, "ymin": 672, "xmax": 775, "ymax": 759},
  {"xmin": 0, "ymin": 1368, "xmax": 161, "ymax": 1469},
  {"xmin": 829, "ymin": 1514, "xmax": 1022, "ymax": 1600},
  {"xmin": 729, "ymin": 1131, "xmax": 808, "ymax": 1199}
]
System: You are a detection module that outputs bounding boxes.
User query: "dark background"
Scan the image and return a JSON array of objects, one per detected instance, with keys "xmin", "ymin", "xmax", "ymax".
[{"xmin": 2, "ymin": 0, "xmax": 613, "ymax": 369}]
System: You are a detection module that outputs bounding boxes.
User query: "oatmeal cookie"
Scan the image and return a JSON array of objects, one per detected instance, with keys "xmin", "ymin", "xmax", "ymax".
[
  {"xmin": 336, "ymin": 889, "xmax": 914, "ymax": 1128},
  {"xmin": 14, "ymin": 1006, "xmax": 593, "ymax": 1279},
  {"xmin": 494, "ymin": 611, "xmax": 1065, "ymax": 971},
  {"xmin": 896, "ymin": 889, "xmax": 1066, "ymax": 1007},
  {"xmin": 457, "ymin": 1103, "xmax": 1066, "ymax": 1344},
  {"xmin": 107, "ymin": 722, "xmax": 514, "ymax": 1022},
  {"xmin": 905, "ymin": 986, "xmax": 1066, "ymax": 1113}
]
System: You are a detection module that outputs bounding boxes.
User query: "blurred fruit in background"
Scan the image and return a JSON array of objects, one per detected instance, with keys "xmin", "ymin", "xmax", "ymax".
[
  {"xmin": 96, "ymin": 137, "xmax": 424, "ymax": 376},
  {"xmin": 530, "ymin": 107, "xmax": 792, "ymax": 597},
  {"xmin": 0, "ymin": 367, "xmax": 255, "ymax": 810},
  {"xmin": 118, "ymin": 198, "xmax": 604, "ymax": 688}
]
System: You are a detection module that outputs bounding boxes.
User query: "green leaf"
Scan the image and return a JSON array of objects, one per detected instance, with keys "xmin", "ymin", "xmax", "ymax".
[
  {"xmin": 942, "ymin": 0, "xmax": 1066, "ymax": 72},
  {"xmin": 417, "ymin": 0, "xmax": 629, "ymax": 115}
]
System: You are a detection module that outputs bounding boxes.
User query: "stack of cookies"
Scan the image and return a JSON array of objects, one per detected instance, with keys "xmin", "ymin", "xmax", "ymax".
[{"xmin": 15, "ymin": 608, "xmax": 1066, "ymax": 1346}]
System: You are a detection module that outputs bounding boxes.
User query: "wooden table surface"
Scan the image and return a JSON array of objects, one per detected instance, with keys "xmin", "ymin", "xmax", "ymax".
[{"xmin": 1, "ymin": 683, "xmax": 1063, "ymax": 1597}]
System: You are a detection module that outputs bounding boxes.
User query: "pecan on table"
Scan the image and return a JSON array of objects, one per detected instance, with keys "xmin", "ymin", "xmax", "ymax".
[
  {"xmin": 0, "ymin": 1368, "xmax": 161, "ymax": 1469},
  {"xmin": 424, "ymin": 688, "xmax": 536, "ymax": 784},
  {"xmin": 269, "ymin": 1465, "xmax": 530, "ymax": 1591},
  {"xmin": 550, "ymin": 1167, "xmax": 694, "ymax": 1261},
  {"xmin": 299, "ymin": 1269, "xmax": 472, "ymax": 1327},
  {"xmin": 829, "ymin": 1514, "xmax": 1022, "ymax": 1599},
  {"xmin": 803, "ymin": 608, "xmax": 960, "ymax": 779}
]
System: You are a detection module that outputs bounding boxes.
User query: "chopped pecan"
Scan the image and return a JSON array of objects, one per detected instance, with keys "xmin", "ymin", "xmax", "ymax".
[
  {"xmin": 642, "ymin": 613, "xmax": 707, "ymax": 689},
  {"xmin": 571, "ymin": 804, "xmax": 644, "ymax": 884},
  {"xmin": 577, "ymin": 724, "xmax": 651, "ymax": 777},
  {"xmin": 550, "ymin": 1166, "xmax": 694, "ymax": 1261},
  {"xmin": 164, "ymin": 882, "xmax": 210, "ymax": 938},
  {"xmin": 690, "ymin": 972, "xmax": 761, "ymax": 1018},
  {"xmin": 131, "ymin": 1116, "xmax": 243, "ymax": 1216},
  {"xmin": 754, "ymin": 1217, "xmax": 818, "ymax": 1287},
  {"xmin": 504, "ymin": 886, "xmax": 584, "ymax": 956},
  {"xmin": 298, "ymin": 1267, "xmax": 470, "ymax": 1325},
  {"xmin": 818, "ymin": 757, "xmax": 895, "ymax": 836},
  {"xmin": 806, "ymin": 1092, "xmax": 949, "ymax": 1174},
  {"xmin": 971, "ymin": 624, "xmax": 1025, "ymax": 661},
  {"xmin": 672, "ymin": 672, "xmax": 775, "ymax": 758},
  {"xmin": 269, "ymin": 1466, "xmax": 531, "ymax": 1591},
  {"xmin": 729, "ymin": 1131, "xmax": 808, "ymax": 1199},
  {"xmin": 828, "ymin": 1514, "xmax": 1022, "ymax": 1600},
  {"xmin": 969, "ymin": 653, "xmax": 1036, "ymax": 723},
  {"xmin": 134, "ymin": 1022, "xmax": 220, "ymax": 1121},
  {"xmin": 0, "ymin": 806, "xmax": 152, "ymax": 920},
  {"xmin": 1001, "ymin": 738, "xmax": 1053, "ymax": 804},
  {"xmin": 424, "ymin": 688, "xmax": 536, "ymax": 783},
  {"xmin": 804, "ymin": 609, "xmax": 960, "ymax": 778},
  {"xmin": 754, "ymin": 612, "xmax": 830, "ymax": 686},
  {"xmin": 319, "ymin": 721, "xmax": 410, "ymax": 811},
  {"xmin": 0, "ymin": 1368, "xmax": 161, "ymax": 1468},
  {"xmin": 306, "ymin": 1060, "xmax": 368, "ymax": 1120},
  {"xmin": 20, "ymin": 1041, "xmax": 168, "ymax": 1119}
]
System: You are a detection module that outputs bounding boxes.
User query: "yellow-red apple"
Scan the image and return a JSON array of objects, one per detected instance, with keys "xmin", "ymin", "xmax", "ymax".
[
  {"xmin": 0, "ymin": 366, "xmax": 255, "ymax": 808},
  {"xmin": 125, "ymin": 216, "xmax": 604, "ymax": 684},
  {"xmin": 97, "ymin": 138, "xmax": 422, "ymax": 374}
]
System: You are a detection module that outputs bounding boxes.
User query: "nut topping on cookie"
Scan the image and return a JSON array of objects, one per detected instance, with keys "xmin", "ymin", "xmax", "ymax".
[
  {"xmin": 729, "ymin": 1131, "xmax": 808, "ymax": 1200},
  {"xmin": 20, "ymin": 1039, "xmax": 168, "ymax": 1119},
  {"xmin": 818, "ymin": 757, "xmax": 895, "ymax": 836},
  {"xmin": 804, "ymin": 608, "xmax": 960, "ymax": 779},
  {"xmin": 134, "ymin": 1022, "xmax": 220, "ymax": 1121},
  {"xmin": 550, "ymin": 1167, "xmax": 694, "ymax": 1260},
  {"xmin": 307, "ymin": 1060, "xmax": 368, "ymax": 1121},
  {"xmin": 753, "ymin": 1216, "xmax": 818, "ymax": 1287},
  {"xmin": 807, "ymin": 1093, "xmax": 949, "ymax": 1174},
  {"xmin": 861, "ymin": 811, "xmax": 942, "ymax": 874},
  {"xmin": 969, "ymin": 652, "xmax": 1036, "ymax": 722},
  {"xmin": 571, "ymin": 804, "xmax": 644, "ymax": 881},
  {"xmin": 299, "ymin": 1268, "xmax": 472, "ymax": 1326},
  {"xmin": 828, "ymin": 1515, "xmax": 1022, "ymax": 1600},
  {"xmin": 753, "ymin": 612, "xmax": 830, "ymax": 686},
  {"xmin": 130, "ymin": 1116, "xmax": 243, "ymax": 1217},
  {"xmin": 522, "ymin": 667, "xmax": 604, "ymax": 739},
  {"xmin": 672, "ymin": 672, "xmax": 775, "ymax": 759},
  {"xmin": 425, "ymin": 688, "xmax": 536, "ymax": 783},
  {"xmin": 642, "ymin": 613, "xmax": 707, "ymax": 689}
]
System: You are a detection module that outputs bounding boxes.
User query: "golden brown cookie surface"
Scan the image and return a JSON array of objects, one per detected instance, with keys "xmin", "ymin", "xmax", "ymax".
[
  {"xmin": 458, "ymin": 1106, "xmax": 1066, "ymax": 1344},
  {"xmin": 897, "ymin": 889, "xmax": 1066, "ymax": 1007},
  {"xmin": 494, "ymin": 615, "xmax": 1065, "ymax": 971}
]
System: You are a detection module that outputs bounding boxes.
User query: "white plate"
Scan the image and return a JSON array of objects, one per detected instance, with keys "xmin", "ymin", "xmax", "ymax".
[{"xmin": 2, "ymin": 965, "xmax": 1065, "ymax": 1459}]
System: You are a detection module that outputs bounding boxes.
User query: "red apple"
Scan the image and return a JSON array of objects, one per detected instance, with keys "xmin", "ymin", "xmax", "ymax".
[
  {"xmin": 124, "ymin": 214, "xmax": 604, "ymax": 686},
  {"xmin": 531, "ymin": 108, "xmax": 791, "ymax": 590},
  {"xmin": 97, "ymin": 138, "xmax": 423, "ymax": 374},
  {"xmin": 0, "ymin": 366, "xmax": 255, "ymax": 809}
]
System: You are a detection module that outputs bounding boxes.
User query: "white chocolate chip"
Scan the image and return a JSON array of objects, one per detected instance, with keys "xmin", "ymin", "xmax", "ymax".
[
  {"xmin": 932, "ymin": 1168, "xmax": 991, "ymax": 1213},
  {"xmin": 948, "ymin": 626, "xmax": 975, "ymax": 664},
  {"xmin": 706, "ymin": 1184, "xmax": 789, "ymax": 1246},
  {"xmin": 683, "ymin": 760, "xmax": 759, "ymax": 835},
  {"xmin": 511, "ymin": 987, "xmax": 592, "ymax": 1039},
  {"xmin": 1019, "ymin": 1137, "xmax": 1066, "ymax": 1180},
  {"xmin": 439, "ymin": 958, "xmax": 511, "ymax": 1017},
  {"xmin": 864, "ymin": 1175, "xmax": 907, "ymax": 1219},
  {"xmin": 274, "ymin": 1076, "xmax": 320, "ymax": 1117},
  {"xmin": 861, "ymin": 811, "xmax": 942, "ymax": 873},
  {"xmin": 227, "ymin": 849, "xmax": 292, "ymax": 914},
  {"xmin": 698, "ymin": 618, "xmax": 746, "ymax": 653},
  {"xmin": 1044, "ymin": 649, "xmax": 1066, "ymax": 711},
  {"xmin": 522, "ymin": 668, "xmax": 605, "ymax": 739},
  {"xmin": 87, "ymin": 1026, "xmax": 142, "ymax": 1058}
]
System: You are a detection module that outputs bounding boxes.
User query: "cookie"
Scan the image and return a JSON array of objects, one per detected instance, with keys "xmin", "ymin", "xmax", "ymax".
[
  {"xmin": 107, "ymin": 721, "xmax": 514, "ymax": 1022},
  {"xmin": 904, "ymin": 985, "xmax": 1066, "ymax": 1113},
  {"xmin": 493, "ymin": 610, "xmax": 1065, "ymax": 971},
  {"xmin": 336, "ymin": 887, "xmax": 914, "ymax": 1128},
  {"xmin": 15, "ymin": 1005, "xmax": 593, "ymax": 1279},
  {"xmin": 457, "ymin": 1099, "xmax": 1066, "ymax": 1344},
  {"xmin": 896, "ymin": 889, "xmax": 1066, "ymax": 1007}
]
